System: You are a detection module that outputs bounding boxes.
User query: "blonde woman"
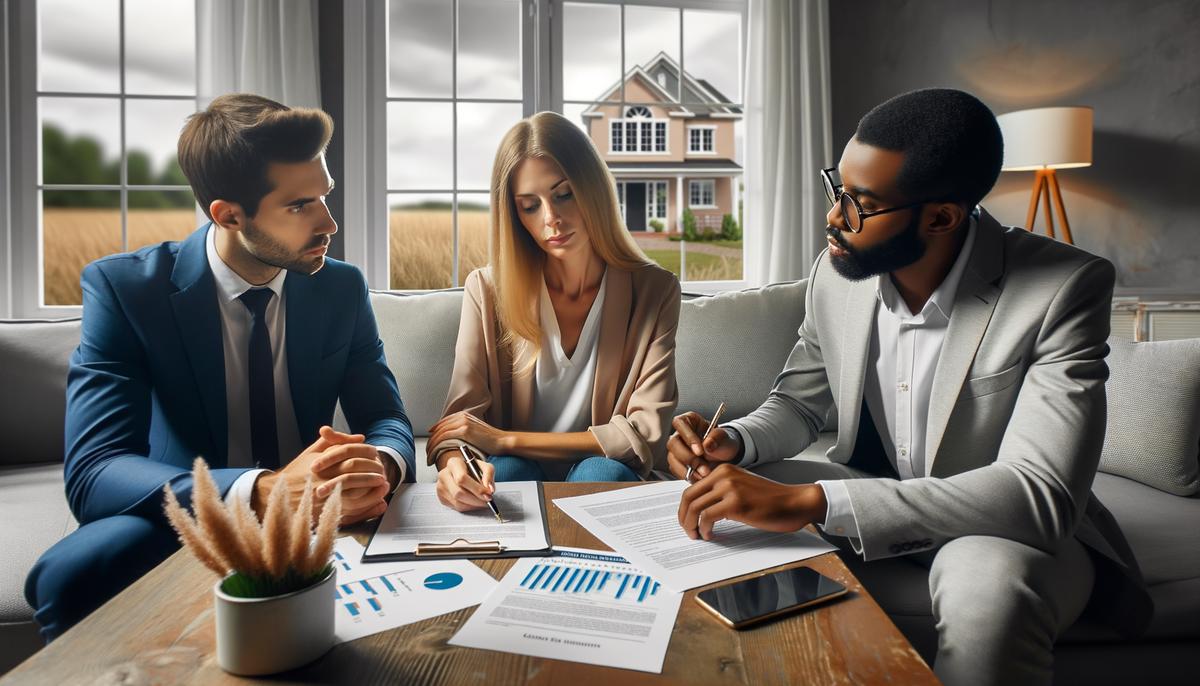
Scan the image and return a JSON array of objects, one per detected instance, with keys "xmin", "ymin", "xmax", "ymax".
[{"xmin": 427, "ymin": 111, "xmax": 681, "ymax": 511}]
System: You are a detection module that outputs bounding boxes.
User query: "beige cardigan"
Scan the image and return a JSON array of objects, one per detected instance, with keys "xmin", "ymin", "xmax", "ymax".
[{"xmin": 428, "ymin": 265, "xmax": 681, "ymax": 478}]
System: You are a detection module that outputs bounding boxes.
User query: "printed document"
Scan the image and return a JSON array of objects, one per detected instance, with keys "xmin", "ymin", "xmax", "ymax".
[
  {"xmin": 449, "ymin": 547, "xmax": 683, "ymax": 673},
  {"xmin": 366, "ymin": 482, "xmax": 549, "ymax": 557},
  {"xmin": 553, "ymin": 481, "xmax": 834, "ymax": 591}
]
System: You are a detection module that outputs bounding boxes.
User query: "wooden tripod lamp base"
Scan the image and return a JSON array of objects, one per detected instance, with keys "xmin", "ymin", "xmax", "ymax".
[{"xmin": 1024, "ymin": 168, "xmax": 1074, "ymax": 245}]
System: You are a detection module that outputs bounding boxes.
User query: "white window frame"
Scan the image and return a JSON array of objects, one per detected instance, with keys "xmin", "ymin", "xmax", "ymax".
[
  {"xmin": 689, "ymin": 179, "xmax": 715, "ymax": 208},
  {"xmin": 687, "ymin": 124, "xmax": 716, "ymax": 154},
  {"xmin": 345, "ymin": 0, "xmax": 748, "ymax": 295},
  {"xmin": 6, "ymin": 0, "xmax": 199, "ymax": 318},
  {"xmin": 608, "ymin": 116, "xmax": 669, "ymax": 155}
]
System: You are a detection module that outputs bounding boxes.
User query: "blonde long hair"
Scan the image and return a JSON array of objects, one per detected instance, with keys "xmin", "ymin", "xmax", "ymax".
[{"xmin": 489, "ymin": 111, "xmax": 652, "ymax": 372}]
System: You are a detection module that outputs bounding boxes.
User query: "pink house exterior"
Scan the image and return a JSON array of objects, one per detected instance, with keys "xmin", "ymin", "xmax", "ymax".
[{"xmin": 581, "ymin": 52, "xmax": 743, "ymax": 234}]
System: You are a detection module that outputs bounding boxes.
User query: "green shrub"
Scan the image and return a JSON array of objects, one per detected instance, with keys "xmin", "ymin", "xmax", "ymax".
[
  {"xmin": 682, "ymin": 209, "xmax": 699, "ymax": 241},
  {"xmin": 720, "ymin": 213, "xmax": 742, "ymax": 241},
  {"xmin": 648, "ymin": 218, "xmax": 664, "ymax": 233}
]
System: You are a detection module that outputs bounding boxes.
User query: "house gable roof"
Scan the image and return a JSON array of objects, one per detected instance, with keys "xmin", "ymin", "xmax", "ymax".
[{"xmin": 582, "ymin": 51, "xmax": 742, "ymax": 118}]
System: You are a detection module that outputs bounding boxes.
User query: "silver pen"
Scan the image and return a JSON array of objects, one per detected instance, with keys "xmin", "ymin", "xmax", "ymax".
[{"xmin": 459, "ymin": 445, "xmax": 504, "ymax": 523}]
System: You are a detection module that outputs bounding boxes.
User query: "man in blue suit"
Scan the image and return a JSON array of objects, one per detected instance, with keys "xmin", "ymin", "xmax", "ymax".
[{"xmin": 25, "ymin": 94, "xmax": 416, "ymax": 641}]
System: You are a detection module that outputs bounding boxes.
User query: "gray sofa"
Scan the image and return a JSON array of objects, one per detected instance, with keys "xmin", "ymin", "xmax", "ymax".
[{"xmin": 1, "ymin": 279, "xmax": 1197, "ymax": 683}]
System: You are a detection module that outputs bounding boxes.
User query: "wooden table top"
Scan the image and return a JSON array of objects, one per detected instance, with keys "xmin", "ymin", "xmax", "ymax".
[{"xmin": 3, "ymin": 482, "xmax": 937, "ymax": 685}]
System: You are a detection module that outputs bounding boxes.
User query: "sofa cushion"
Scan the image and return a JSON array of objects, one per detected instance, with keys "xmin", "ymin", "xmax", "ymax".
[
  {"xmin": 1091, "ymin": 471, "xmax": 1200, "ymax": 639},
  {"xmin": 0, "ymin": 463, "xmax": 78, "ymax": 624},
  {"xmin": 1100, "ymin": 337, "xmax": 1200, "ymax": 496},
  {"xmin": 677, "ymin": 281, "xmax": 813, "ymax": 422},
  {"xmin": 0, "ymin": 319, "xmax": 81, "ymax": 467},
  {"xmin": 368, "ymin": 289, "xmax": 465, "ymax": 436}
]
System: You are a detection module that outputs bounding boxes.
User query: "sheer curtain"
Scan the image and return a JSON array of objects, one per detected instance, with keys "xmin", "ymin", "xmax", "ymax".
[
  {"xmin": 743, "ymin": 0, "xmax": 832, "ymax": 285},
  {"xmin": 196, "ymin": 0, "xmax": 321, "ymax": 107}
]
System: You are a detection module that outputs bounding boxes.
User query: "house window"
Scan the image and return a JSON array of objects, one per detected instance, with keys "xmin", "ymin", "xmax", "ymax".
[
  {"xmin": 650, "ymin": 181, "xmax": 668, "ymax": 219},
  {"xmin": 688, "ymin": 126, "xmax": 715, "ymax": 153},
  {"xmin": 610, "ymin": 106, "xmax": 668, "ymax": 154},
  {"xmin": 15, "ymin": 0, "xmax": 199, "ymax": 312},
  {"xmin": 690, "ymin": 180, "xmax": 715, "ymax": 208}
]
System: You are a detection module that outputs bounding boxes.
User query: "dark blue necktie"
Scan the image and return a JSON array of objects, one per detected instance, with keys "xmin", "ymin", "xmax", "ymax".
[{"xmin": 239, "ymin": 288, "xmax": 279, "ymax": 469}]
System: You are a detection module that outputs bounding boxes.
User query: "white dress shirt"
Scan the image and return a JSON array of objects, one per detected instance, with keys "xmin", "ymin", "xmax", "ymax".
[
  {"xmin": 206, "ymin": 228, "xmax": 405, "ymax": 506},
  {"xmin": 529, "ymin": 271, "xmax": 606, "ymax": 479},
  {"xmin": 726, "ymin": 215, "xmax": 977, "ymax": 546}
]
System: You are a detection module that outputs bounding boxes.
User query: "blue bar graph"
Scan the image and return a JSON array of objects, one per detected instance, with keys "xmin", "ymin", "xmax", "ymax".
[
  {"xmin": 518, "ymin": 563, "xmax": 661, "ymax": 603},
  {"xmin": 345, "ymin": 601, "xmax": 360, "ymax": 617},
  {"xmin": 380, "ymin": 576, "xmax": 396, "ymax": 593},
  {"xmin": 360, "ymin": 580, "xmax": 375, "ymax": 594},
  {"xmin": 367, "ymin": 597, "xmax": 382, "ymax": 612}
]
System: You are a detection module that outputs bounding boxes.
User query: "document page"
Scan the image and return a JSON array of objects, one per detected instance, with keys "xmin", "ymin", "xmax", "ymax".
[
  {"xmin": 366, "ymin": 482, "xmax": 549, "ymax": 557},
  {"xmin": 554, "ymin": 481, "xmax": 834, "ymax": 591},
  {"xmin": 333, "ymin": 557, "xmax": 497, "ymax": 644},
  {"xmin": 449, "ymin": 547, "xmax": 684, "ymax": 673}
]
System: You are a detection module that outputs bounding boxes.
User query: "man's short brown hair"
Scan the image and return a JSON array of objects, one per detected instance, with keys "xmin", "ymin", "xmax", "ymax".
[{"xmin": 178, "ymin": 94, "xmax": 334, "ymax": 219}]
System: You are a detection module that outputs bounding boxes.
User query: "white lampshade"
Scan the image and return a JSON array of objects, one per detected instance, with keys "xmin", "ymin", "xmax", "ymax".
[{"xmin": 997, "ymin": 106, "xmax": 1093, "ymax": 171}]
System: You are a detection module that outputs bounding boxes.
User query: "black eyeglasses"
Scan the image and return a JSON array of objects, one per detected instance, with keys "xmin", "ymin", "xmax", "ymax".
[{"xmin": 821, "ymin": 167, "xmax": 927, "ymax": 233}]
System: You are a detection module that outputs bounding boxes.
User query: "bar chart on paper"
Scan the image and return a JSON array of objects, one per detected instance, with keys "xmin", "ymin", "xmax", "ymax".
[
  {"xmin": 331, "ymin": 560, "xmax": 496, "ymax": 644},
  {"xmin": 519, "ymin": 561, "xmax": 662, "ymax": 603},
  {"xmin": 449, "ymin": 548, "xmax": 685, "ymax": 673}
]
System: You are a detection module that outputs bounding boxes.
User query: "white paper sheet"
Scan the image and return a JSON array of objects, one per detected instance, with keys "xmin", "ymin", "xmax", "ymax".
[
  {"xmin": 365, "ymin": 482, "xmax": 550, "ymax": 557},
  {"xmin": 553, "ymin": 481, "xmax": 835, "ymax": 592},
  {"xmin": 333, "ymin": 557, "xmax": 497, "ymax": 644},
  {"xmin": 332, "ymin": 536, "xmax": 427, "ymax": 585},
  {"xmin": 449, "ymin": 547, "xmax": 684, "ymax": 673}
]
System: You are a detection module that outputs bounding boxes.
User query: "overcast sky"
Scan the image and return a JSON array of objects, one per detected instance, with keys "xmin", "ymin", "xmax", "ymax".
[{"xmin": 39, "ymin": 0, "xmax": 741, "ymax": 190}]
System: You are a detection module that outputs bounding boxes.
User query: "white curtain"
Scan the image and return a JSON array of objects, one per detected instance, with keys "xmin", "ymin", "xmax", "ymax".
[
  {"xmin": 197, "ymin": 0, "xmax": 322, "ymax": 108},
  {"xmin": 743, "ymin": 0, "xmax": 832, "ymax": 285}
]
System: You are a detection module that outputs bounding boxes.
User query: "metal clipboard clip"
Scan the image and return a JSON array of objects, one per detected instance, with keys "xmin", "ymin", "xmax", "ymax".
[{"xmin": 414, "ymin": 538, "xmax": 506, "ymax": 557}]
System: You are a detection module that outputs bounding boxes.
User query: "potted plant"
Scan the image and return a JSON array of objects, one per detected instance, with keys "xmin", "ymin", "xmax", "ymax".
[{"xmin": 163, "ymin": 459, "xmax": 343, "ymax": 676}]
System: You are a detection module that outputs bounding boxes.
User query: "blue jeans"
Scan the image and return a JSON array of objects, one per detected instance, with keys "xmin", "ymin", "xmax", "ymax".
[{"xmin": 487, "ymin": 455, "xmax": 639, "ymax": 482}]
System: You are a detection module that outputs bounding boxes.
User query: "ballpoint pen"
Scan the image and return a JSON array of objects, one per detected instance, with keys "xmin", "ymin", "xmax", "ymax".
[
  {"xmin": 460, "ymin": 445, "xmax": 504, "ymax": 523},
  {"xmin": 687, "ymin": 401, "xmax": 727, "ymax": 483}
]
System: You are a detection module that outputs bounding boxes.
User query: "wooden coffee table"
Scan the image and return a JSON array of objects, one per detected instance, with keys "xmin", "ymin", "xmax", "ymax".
[{"xmin": 2, "ymin": 483, "xmax": 937, "ymax": 685}]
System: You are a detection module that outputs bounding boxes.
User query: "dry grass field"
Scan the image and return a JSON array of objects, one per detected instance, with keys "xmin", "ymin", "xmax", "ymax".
[
  {"xmin": 43, "ymin": 208, "xmax": 197, "ymax": 305},
  {"xmin": 389, "ymin": 210, "xmax": 491, "ymax": 290},
  {"xmin": 42, "ymin": 208, "xmax": 744, "ymax": 305}
]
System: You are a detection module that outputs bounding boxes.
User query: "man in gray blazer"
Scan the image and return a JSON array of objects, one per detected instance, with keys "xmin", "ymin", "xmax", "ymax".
[{"xmin": 668, "ymin": 88, "xmax": 1151, "ymax": 686}]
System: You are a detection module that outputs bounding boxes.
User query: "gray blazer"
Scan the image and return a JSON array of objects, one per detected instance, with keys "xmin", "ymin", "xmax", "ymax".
[{"xmin": 735, "ymin": 209, "xmax": 1152, "ymax": 634}]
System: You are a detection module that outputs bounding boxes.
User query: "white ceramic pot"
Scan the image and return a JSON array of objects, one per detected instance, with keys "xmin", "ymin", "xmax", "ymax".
[{"xmin": 213, "ymin": 568, "xmax": 336, "ymax": 675}]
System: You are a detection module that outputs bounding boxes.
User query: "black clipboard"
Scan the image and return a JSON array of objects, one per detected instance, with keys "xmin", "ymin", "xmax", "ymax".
[{"xmin": 361, "ymin": 481, "xmax": 554, "ymax": 562}]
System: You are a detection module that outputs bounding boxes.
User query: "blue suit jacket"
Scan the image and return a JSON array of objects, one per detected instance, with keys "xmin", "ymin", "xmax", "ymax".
[{"xmin": 64, "ymin": 225, "xmax": 415, "ymax": 525}]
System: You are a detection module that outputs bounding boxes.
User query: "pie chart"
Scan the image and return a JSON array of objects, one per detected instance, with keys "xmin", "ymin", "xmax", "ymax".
[{"xmin": 423, "ymin": 572, "xmax": 463, "ymax": 590}]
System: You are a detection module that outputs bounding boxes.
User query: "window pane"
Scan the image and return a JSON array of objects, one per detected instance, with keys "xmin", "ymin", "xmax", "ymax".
[
  {"xmin": 390, "ymin": 193, "xmax": 453, "ymax": 289},
  {"xmin": 126, "ymin": 99, "xmax": 196, "ymax": 186},
  {"xmin": 127, "ymin": 191, "xmax": 197, "ymax": 251},
  {"xmin": 683, "ymin": 10, "xmax": 741, "ymax": 105},
  {"xmin": 624, "ymin": 5, "xmax": 680, "ymax": 104},
  {"xmin": 388, "ymin": 0, "xmax": 452, "ymax": 98},
  {"xmin": 457, "ymin": 0, "xmax": 521, "ymax": 100},
  {"xmin": 457, "ymin": 193, "xmax": 491, "ymax": 285},
  {"xmin": 42, "ymin": 190, "xmax": 121, "ymax": 306},
  {"xmin": 125, "ymin": 0, "xmax": 196, "ymax": 95},
  {"xmin": 685, "ymin": 240, "xmax": 742, "ymax": 281},
  {"xmin": 387, "ymin": 102, "xmax": 453, "ymax": 190},
  {"xmin": 38, "ymin": 0, "xmax": 119, "ymax": 93},
  {"xmin": 562, "ymin": 2, "xmax": 620, "ymax": 103},
  {"xmin": 41, "ymin": 97, "xmax": 120, "ymax": 185},
  {"xmin": 457, "ymin": 103, "xmax": 523, "ymax": 192}
]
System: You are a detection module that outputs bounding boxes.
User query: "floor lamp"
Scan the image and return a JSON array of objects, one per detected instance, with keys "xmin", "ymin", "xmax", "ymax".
[{"xmin": 996, "ymin": 107, "xmax": 1093, "ymax": 245}]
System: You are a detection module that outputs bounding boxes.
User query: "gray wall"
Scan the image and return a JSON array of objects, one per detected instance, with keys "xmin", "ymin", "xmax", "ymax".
[{"xmin": 830, "ymin": 0, "xmax": 1200, "ymax": 293}]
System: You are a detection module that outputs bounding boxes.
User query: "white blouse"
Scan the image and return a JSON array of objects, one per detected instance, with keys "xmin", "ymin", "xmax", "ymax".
[{"xmin": 529, "ymin": 270, "xmax": 607, "ymax": 437}]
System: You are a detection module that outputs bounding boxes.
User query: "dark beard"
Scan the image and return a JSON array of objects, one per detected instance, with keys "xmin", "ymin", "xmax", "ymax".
[
  {"xmin": 826, "ymin": 212, "xmax": 925, "ymax": 281},
  {"xmin": 241, "ymin": 219, "xmax": 327, "ymax": 275}
]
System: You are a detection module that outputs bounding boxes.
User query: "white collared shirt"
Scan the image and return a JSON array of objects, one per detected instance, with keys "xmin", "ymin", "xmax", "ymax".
[
  {"xmin": 206, "ymin": 228, "xmax": 405, "ymax": 506},
  {"xmin": 530, "ymin": 270, "xmax": 607, "ymax": 435},
  {"xmin": 725, "ymin": 215, "xmax": 977, "ymax": 546}
]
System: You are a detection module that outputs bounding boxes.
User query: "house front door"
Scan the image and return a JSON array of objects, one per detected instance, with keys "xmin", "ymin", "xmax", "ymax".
[{"xmin": 625, "ymin": 182, "xmax": 647, "ymax": 231}]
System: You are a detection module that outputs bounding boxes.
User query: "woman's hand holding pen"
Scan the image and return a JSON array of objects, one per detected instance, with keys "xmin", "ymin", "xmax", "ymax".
[
  {"xmin": 434, "ymin": 450, "xmax": 497, "ymax": 512},
  {"xmin": 667, "ymin": 411, "xmax": 740, "ymax": 482}
]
